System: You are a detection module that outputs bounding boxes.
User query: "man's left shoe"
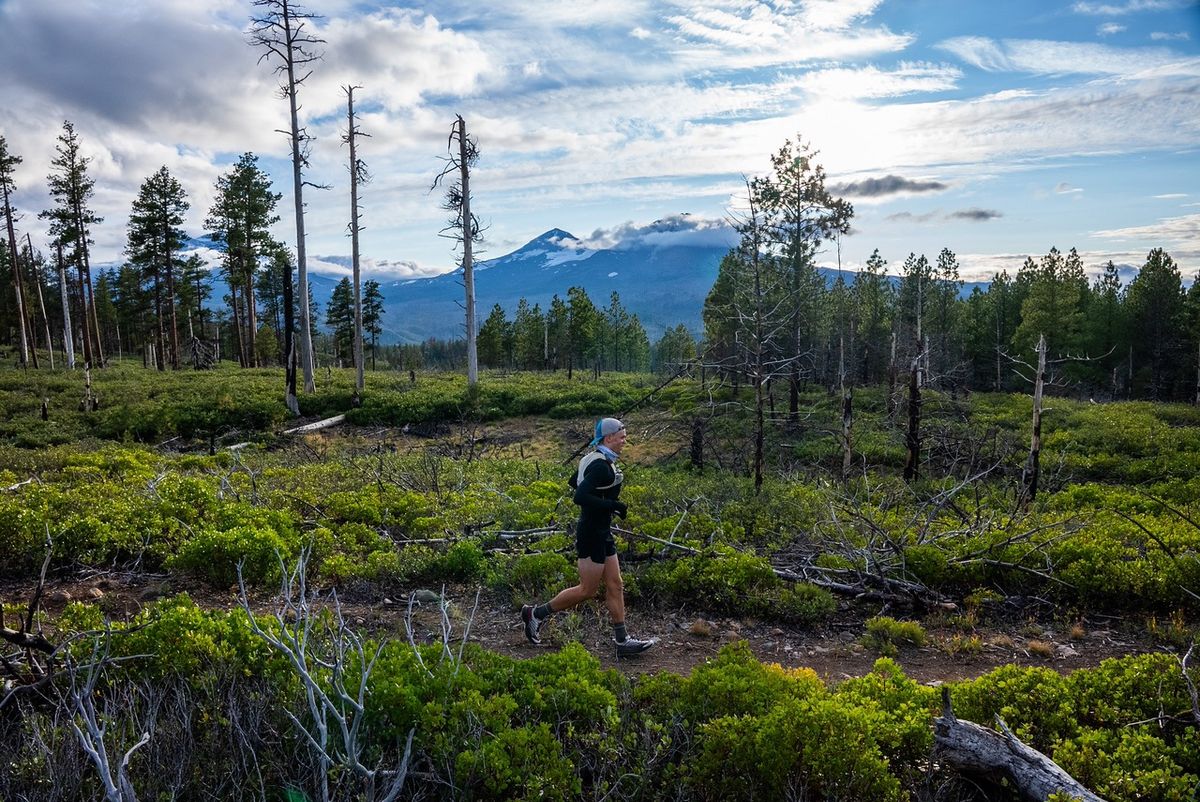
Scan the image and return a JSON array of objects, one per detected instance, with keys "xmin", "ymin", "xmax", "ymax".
[{"xmin": 615, "ymin": 637, "xmax": 656, "ymax": 657}]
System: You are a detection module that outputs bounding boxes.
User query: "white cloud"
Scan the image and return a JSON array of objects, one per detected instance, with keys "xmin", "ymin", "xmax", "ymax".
[
  {"xmin": 1151, "ymin": 31, "xmax": 1193, "ymax": 40},
  {"xmin": 938, "ymin": 36, "xmax": 1186, "ymax": 75},
  {"xmin": 1155, "ymin": 193, "xmax": 1189, "ymax": 198},
  {"xmin": 1072, "ymin": 0, "xmax": 1181, "ymax": 14},
  {"xmin": 1098, "ymin": 23, "xmax": 1127, "ymax": 35},
  {"xmin": 631, "ymin": 26, "xmax": 652, "ymax": 39},
  {"xmin": 563, "ymin": 214, "xmax": 737, "ymax": 251},
  {"xmin": 795, "ymin": 62, "xmax": 961, "ymax": 99},
  {"xmin": 664, "ymin": 0, "xmax": 912, "ymax": 69},
  {"xmin": 1056, "ymin": 182, "xmax": 1085, "ymax": 193},
  {"xmin": 1092, "ymin": 213, "xmax": 1200, "ymax": 246}
]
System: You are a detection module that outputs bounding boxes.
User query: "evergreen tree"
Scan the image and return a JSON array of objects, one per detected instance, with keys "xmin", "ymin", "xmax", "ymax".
[
  {"xmin": 652, "ymin": 324, "xmax": 697, "ymax": 374},
  {"xmin": 853, "ymin": 248, "xmax": 893, "ymax": 384},
  {"xmin": 513, "ymin": 298, "xmax": 543, "ymax": 370},
  {"xmin": 1012, "ymin": 247, "xmax": 1085, "ymax": 359},
  {"xmin": 566, "ymin": 286, "xmax": 601, "ymax": 378},
  {"xmin": 325, "ymin": 277, "xmax": 354, "ymax": 365},
  {"xmin": 1125, "ymin": 248, "xmax": 1185, "ymax": 399},
  {"xmin": 0, "ymin": 136, "xmax": 33, "ymax": 366},
  {"xmin": 41, "ymin": 121, "xmax": 104, "ymax": 366},
  {"xmin": 205, "ymin": 153, "xmax": 280, "ymax": 369},
  {"xmin": 755, "ymin": 138, "xmax": 852, "ymax": 415},
  {"xmin": 362, "ymin": 279, "xmax": 384, "ymax": 370},
  {"xmin": 545, "ymin": 294, "xmax": 568, "ymax": 371},
  {"xmin": 1082, "ymin": 260, "xmax": 1127, "ymax": 395},
  {"xmin": 477, "ymin": 303, "xmax": 510, "ymax": 369},
  {"xmin": 126, "ymin": 166, "xmax": 189, "ymax": 369}
]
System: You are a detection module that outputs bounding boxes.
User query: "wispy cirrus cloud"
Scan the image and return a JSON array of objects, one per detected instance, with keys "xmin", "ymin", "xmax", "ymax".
[
  {"xmin": 794, "ymin": 62, "xmax": 961, "ymax": 99},
  {"xmin": 1098, "ymin": 22, "xmax": 1127, "ymax": 35},
  {"xmin": 937, "ymin": 36, "xmax": 1187, "ymax": 74},
  {"xmin": 1092, "ymin": 212, "xmax": 1200, "ymax": 245},
  {"xmin": 1057, "ymin": 182, "xmax": 1085, "ymax": 194},
  {"xmin": 1152, "ymin": 31, "xmax": 1193, "ymax": 40}
]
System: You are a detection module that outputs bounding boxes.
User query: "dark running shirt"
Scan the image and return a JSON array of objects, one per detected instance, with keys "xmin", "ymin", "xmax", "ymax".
[{"xmin": 573, "ymin": 450, "xmax": 623, "ymax": 541}]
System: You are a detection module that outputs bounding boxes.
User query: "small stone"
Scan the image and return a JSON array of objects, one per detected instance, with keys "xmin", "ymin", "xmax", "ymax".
[
  {"xmin": 50, "ymin": 590, "xmax": 72, "ymax": 602},
  {"xmin": 688, "ymin": 619, "xmax": 712, "ymax": 638},
  {"xmin": 1055, "ymin": 644, "xmax": 1080, "ymax": 659},
  {"xmin": 813, "ymin": 646, "xmax": 831, "ymax": 655},
  {"xmin": 87, "ymin": 587, "xmax": 104, "ymax": 599},
  {"xmin": 770, "ymin": 627, "xmax": 786, "ymax": 637}
]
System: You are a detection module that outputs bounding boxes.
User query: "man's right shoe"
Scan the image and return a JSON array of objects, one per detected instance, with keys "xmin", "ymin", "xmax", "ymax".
[
  {"xmin": 615, "ymin": 637, "xmax": 655, "ymax": 657},
  {"xmin": 521, "ymin": 605, "xmax": 543, "ymax": 644}
]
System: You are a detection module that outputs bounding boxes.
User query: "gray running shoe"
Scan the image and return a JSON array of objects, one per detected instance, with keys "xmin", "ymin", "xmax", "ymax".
[
  {"xmin": 521, "ymin": 605, "xmax": 543, "ymax": 644},
  {"xmin": 615, "ymin": 637, "xmax": 655, "ymax": 657}
]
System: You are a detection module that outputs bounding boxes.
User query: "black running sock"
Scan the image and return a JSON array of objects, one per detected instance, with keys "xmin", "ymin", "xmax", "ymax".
[
  {"xmin": 613, "ymin": 622, "xmax": 628, "ymax": 643},
  {"xmin": 534, "ymin": 602, "xmax": 553, "ymax": 620}
]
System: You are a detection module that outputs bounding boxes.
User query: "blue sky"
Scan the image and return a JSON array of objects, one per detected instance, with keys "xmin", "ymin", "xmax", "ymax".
[{"xmin": 1, "ymin": 0, "xmax": 1197, "ymax": 282}]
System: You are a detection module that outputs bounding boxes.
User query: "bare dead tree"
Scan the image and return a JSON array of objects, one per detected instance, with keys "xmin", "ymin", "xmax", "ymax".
[
  {"xmin": 26, "ymin": 235, "xmax": 55, "ymax": 369},
  {"xmin": 61, "ymin": 633, "xmax": 151, "ymax": 802},
  {"xmin": 342, "ymin": 85, "xmax": 370, "ymax": 395},
  {"xmin": 432, "ymin": 115, "xmax": 483, "ymax": 388},
  {"xmin": 56, "ymin": 240, "xmax": 76, "ymax": 369},
  {"xmin": 237, "ymin": 552, "xmax": 416, "ymax": 802},
  {"xmin": 1, "ymin": 137, "xmax": 33, "ymax": 368},
  {"xmin": 250, "ymin": 0, "xmax": 325, "ymax": 394}
]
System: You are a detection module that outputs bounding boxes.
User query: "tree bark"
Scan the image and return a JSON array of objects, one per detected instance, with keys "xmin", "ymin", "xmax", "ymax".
[
  {"xmin": 27, "ymin": 235, "xmax": 54, "ymax": 370},
  {"xmin": 903, "ymin": 342, "xmax": 922, "ymax": 483},
  {"xmin": 935, "ymin": 689, "xmax": 1106, "ymax": 802},
  {"xmin": 458, "ymin": 115, "xmax": 478, "ymax": 388},
  {"xmin": 346, "ymin": 86, "xmax": 365, "ymax": 394},
  {"xmin": 1021, "ymin": 333, "xmax": 1046, "ymax": 505},
  {"xmin": 3, "ymin": 180, "xmax": 31, "ymax": 367},
  {"xmin": 57, "ymin": 241, "xmax": 75, "ymax": 369}
]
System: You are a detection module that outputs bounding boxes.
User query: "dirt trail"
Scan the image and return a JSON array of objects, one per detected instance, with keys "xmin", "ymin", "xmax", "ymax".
[{"xmin": 4, "ymin": 573, "xmax": 1159, "ymax": 685}]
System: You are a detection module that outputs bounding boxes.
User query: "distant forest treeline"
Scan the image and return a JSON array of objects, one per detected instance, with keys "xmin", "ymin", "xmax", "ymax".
[{"xmin": 1, "ymin": 125, "xmax": 1194, "ymax": 401}]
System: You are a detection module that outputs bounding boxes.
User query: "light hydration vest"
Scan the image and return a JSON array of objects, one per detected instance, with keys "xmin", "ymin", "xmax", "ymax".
[{"xmin": 575, "ymin": 450, "xmax": 623, "ymax": 491}]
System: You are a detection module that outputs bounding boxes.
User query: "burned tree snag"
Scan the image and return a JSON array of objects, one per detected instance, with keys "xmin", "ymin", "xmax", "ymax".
[
  {"xmin": 903, "ymin": 340, "xmax": 923, "ymax": 483},
  {"xmin": 1021, "ymin": 333, "xmax": 1046, "ymax": 505}
]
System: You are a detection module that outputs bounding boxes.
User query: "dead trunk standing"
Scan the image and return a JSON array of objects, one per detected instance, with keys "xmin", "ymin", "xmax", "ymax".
[
  {"xmin": 1194, "ymin": 339, "xmax": 1199, "ymax": 407},
  {"xmin": 935, "ymin": 689, "xmax": 1106, "ymax": 802},
  {"xmin": 280, "ymin": 6, "xmax": 317, "ymax": 395},
  {"xmin": 457, "ymin": 115, "xmax": 478, "ymax": 388},
  {"xmin": 17, "ymin": 239, "xmax": 41, "ymax": 368},
  {"xmin": 903, "ymin": 338, "xmax": 923, "ymax": 483},
  {"xmin": 26, "ymin": 235, "xmax": 54, "ymax": 369},
  {"xmin": 886, "ymin": 330, "xmax": 898, "ymax": 418},
  {"xmin": 244, "ymin": 206, "xmax": 257, "ymax": 367},
  {"xmin": 153, "ymin": 257, "xmax": 166, "ymax": 370},
  {"xmin": 3, "ymin": 179, "xmax": 32, "ymax": 367},
  {"xmin": 82, "ymin": 363, "xmax": 96, "ymax": 411},
  {"xmin": 346, "ymin": 85, "xmax": 365, "ymax": 394},
  {"xmin": 840, "ymin": 336, "xmax": 852, "ymax": 480},
  {"xmin": 1021, "ymin": 333, "xmax": 1046, "ymax": 506},
  {"xmin": 56, "ymin": 241, "xmax": 75, "ymax": 369},
  {"xmin": 690, "ymin": 417, "xmax": 705, "ymax": 470},
  {"xmin": 229, "ymin": 280, "xmax": 246, "ymax": 367},
  {"xmin": 164, "ymin": 221, "xmax": 180, "ymax": 369},
  {"xmin": 75, "ymin": 198, "xmax": 104, "ymax": 366}
]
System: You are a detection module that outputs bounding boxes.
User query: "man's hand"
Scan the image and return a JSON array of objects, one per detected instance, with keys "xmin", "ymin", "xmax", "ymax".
[{"xmin": 613, "ymin": 500, "xmax": 628, "ymax": 519}]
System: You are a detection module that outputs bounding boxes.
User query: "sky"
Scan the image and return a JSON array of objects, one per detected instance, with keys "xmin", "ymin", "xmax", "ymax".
[{"xmin": 1, "ymin": 0, "xmax": 1198, "ymax": 283}]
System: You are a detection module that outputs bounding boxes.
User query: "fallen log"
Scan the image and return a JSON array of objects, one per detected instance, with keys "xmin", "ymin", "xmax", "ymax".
[
  {"xmin": 282, "ymin": 414, "xmax": 346, "ymax": 435},
  {"xmin": 934, "ymin": 688, "xmax": 1107, "ymax": 802}
]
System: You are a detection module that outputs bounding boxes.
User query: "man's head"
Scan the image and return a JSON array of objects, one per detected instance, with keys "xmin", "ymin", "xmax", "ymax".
[{"xmin": 592, "ymin": 417, "xmax": 627, "ymax": 451}]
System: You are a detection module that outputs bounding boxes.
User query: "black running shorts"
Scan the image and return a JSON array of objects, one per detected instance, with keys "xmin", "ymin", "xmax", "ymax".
[{"xmin": 577, "ymin": 531, "xmax": 617, "ymax": 564}]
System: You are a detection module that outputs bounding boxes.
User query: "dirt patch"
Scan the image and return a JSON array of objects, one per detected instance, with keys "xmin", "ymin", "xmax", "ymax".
[{"xmin": 2, "ymin": 572, "xmax": 1162, "ymax": 686}]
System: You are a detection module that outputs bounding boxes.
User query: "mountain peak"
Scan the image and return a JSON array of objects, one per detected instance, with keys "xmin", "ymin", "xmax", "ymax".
[{"xmin": 529, "ymin": 228, "xmax": 577, "ymax": 247}]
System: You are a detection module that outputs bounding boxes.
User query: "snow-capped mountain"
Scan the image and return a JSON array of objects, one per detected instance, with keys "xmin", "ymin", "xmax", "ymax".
[{"xmin": 372, "ymin": 228, "xmax": 730, "ymax": 343}]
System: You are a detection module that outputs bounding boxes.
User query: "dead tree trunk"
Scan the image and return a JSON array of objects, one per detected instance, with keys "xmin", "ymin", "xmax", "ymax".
[
  {"xmin": 26, "ymin": 236, "xmax": 55, "ymax": 370},
  {"xmin": 3, "ymin": 179, "xmax": 32, "ymax": 367},
  {"xmin": 344, "ymin": 85, "xmax": 367, "ymax": 395},
  {"xmin": 903, "ymin": 341, "xmax": 922, "ymax": 483},
  {"xmin": 935, "ymin": 689, "xmax": 1106, "ymax": 802},
  {"xmin": 57, "ymin": 241, "xmax": 75, "ymax": 369},
  {"xmin": 840, "ymin": 335, "xmax": 852, "ymax": 479},
  {"xmin": 1021, "ymin": 333, "xmax": 1046, "ymax": 505},
  {"xmin": 886, "ymin": 330, "xmax": 897, "ymax": 418},
  {"xmin": 458, "ymin": 116, "xmax": 478, "ymax": 388}
]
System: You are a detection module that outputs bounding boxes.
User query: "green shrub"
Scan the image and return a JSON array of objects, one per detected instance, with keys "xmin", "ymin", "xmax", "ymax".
[
  {"xmin": 862, "ymin": 616, "xmax": 927, "ymax": 655},
  {"xmin": 169, "ymin": 524, "xmax": 300, "ymax": 586},
  {"xmin": 774, "ymin": 582, "xmax": 837, "ymax": 625},
  {"xmin": 506, "ymin": 552, "xmax": 572, "ymax": 603}
]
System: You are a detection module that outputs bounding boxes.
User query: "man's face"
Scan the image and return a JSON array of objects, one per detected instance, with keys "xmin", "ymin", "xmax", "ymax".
[{"xmin": 604, "ymin": 428, "xmax": 628, "ymax": 454}]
